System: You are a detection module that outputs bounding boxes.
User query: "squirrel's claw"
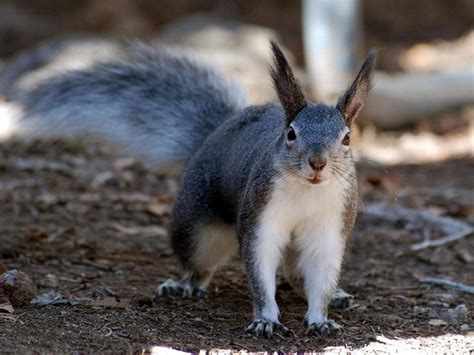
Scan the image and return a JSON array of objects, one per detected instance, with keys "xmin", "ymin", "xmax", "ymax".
[
  {"xmin": 246, "ymin": 319, "xmax": 291, "ymax": 338},
  {"xmin": 306, "ymin": 319, "xmax": 342, "ymax": 337}
]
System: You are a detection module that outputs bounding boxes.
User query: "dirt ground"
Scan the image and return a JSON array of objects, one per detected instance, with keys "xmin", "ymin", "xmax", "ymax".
[{"xmin": 0, "ymin": 134, "xmax": 472, "ymax": 353}]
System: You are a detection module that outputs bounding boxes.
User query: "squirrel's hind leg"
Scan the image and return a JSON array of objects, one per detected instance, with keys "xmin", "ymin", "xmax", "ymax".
[{"xmin": 159, "ymin": 222, "xmax": 238, "ymax": 298}]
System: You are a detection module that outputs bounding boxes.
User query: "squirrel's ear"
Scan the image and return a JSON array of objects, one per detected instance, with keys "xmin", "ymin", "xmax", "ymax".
[
  {"xmin": 270, "ymin": 41, "xmax": 307, "ymax": 125},
  {"xmin": 337, "ymin": 51, "xmax": 377, "ymax": 126}
]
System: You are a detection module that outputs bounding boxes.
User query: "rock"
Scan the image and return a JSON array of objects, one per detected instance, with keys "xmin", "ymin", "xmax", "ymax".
[
  {"xmin": 430, "ymin": 292, "xmax": 455, "ymax": 304},
  {"xmin": 428, "ymin": 309, "xmax": 439, "ymax": 318},
  {"xmin": 42, "ymin": 274, "xmax": 59, "ymax": 288},
  {"xmin": 447, "ymin": 304, "xmax": 469, "ymax": 323},
  {"xmin": 413, "ymin": 306, "xmax": 426, "ymax": 314},
  {"xmin": 429, "ymin": 319, "xmax": 448, "ymax": 326},
  {"xmin": 0, "ymin": 270, "xmax": 37, "ymax": 307},
  {"xmin": 427, "ymin": 304, "xmax": 469, "ymax": 325},
  {"xmin": 460, "ymin": 324, "xmax": 470, "ymax": 332}
]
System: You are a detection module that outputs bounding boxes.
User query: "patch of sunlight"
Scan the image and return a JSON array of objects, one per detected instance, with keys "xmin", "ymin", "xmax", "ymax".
[
  {"xmin": 325, "ymin": 333, "xmax": 474, "ymax": 354},
  {"xmin": 141, "ymin": 332, "xmax": 473, "ymax": 354},
  {"xmin": 145, "ymin": 346, "xmax": 189, "ymax": 354},
  {"xmin": 0, "ymin": 102, "xmax": 20, "ymax": 142},
  {"xmin": 354, "ymin": 116, "xmax": 474, "ymax": 165}
]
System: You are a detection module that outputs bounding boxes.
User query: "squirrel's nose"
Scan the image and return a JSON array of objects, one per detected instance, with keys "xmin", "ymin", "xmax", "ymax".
[{"xmin": 308, "ymin": 156, "xmax": 327, "ymax": 171}]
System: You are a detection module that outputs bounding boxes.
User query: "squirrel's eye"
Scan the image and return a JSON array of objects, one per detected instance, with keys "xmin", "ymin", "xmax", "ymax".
[
  {"xmin": 342, "ymin": 132, "xmax": 350, "ymax": 146},
  {"xmin": 287, "ymin": 127, "xmax": 296, "ymax": 141}
]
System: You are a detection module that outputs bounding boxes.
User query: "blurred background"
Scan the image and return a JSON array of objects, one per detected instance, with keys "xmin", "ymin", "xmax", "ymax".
[
  {"xmin": 0, "ymin": 0, "xmax": 472, "ymax": 163},
  {"xmin": 0, "ymin": 0, "xmax": 472, "ymax": 70}
]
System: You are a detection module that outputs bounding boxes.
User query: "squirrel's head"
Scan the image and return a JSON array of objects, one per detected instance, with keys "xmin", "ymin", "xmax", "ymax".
[{"xmin": 270, "ymin": 41, "xmax": 376, "ymax": 186}]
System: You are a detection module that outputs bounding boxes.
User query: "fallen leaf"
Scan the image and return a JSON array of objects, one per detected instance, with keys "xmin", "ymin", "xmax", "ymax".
[
  {"xmin": 147, "ymin": 203, "xmax": 172, "ymax": 217},
  {"xmin": 156, "ymin": 194, "xmax": 175, "ymax": 204},
  {"xmin": 0, "ymin": 288, "xmax": 14, "ymax": 313},
  {"xmin": 113, "ymin": 157, "xmax": 137, "ymax": 170},
  {"xmin": 0, "ymin": 264, "xmax": 7, "ymax": 274},
  {"xmin": 0, "ymin": 301, "xmax": 14, "ymax": 313},
  {"xmin": 111, "ymin": 223, "xmax": 167, "ymax": 237},
  {"xmin": 147, "ymin": 194, "xmax": 174, "ymax": 217},
  {"xmin": 366, "ymin": 173, "xmax": 401, "ymax": 197},
  {"xmin": 31, "ymin": 290, "xmax": 80, "ymax": 306}
]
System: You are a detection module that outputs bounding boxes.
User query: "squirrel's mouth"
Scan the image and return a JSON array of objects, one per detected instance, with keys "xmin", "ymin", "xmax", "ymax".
[{"xmin": 307, "ymin": 175, "xmax": 323, "ymax": 184}]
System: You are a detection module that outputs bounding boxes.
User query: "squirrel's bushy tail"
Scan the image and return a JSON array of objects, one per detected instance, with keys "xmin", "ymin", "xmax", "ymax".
[{"xmin": 0, "ymin": 42, "xmax": 249, "ymax": 172}]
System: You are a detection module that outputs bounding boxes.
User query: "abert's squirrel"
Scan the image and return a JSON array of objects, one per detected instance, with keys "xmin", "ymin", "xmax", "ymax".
[{"xmin": 0, "ymin": 41, "xmax": 376, "ymax": 337}]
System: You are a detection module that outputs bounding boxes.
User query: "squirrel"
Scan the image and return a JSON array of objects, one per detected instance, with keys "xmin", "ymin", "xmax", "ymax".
[{"xmin": 0, "ymin": 40, "xmax": 376, "ymax": 337}]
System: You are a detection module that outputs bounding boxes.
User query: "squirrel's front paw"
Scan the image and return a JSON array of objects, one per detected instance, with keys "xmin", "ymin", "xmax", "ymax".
[
  {"xmin": 245, "ymin": 319, "xmax": 291, "ymax": 338},
  {"xmin": 306, "ymin": 319, "xmax": 342, "ymax": 337}
]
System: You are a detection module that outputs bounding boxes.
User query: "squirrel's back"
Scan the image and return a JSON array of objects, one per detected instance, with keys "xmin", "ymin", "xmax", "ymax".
[{"xmin": 1, "ymin": 42, "xmax": 249, "ymax": 172}]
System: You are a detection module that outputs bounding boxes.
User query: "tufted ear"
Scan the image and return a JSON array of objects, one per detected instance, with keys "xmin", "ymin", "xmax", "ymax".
[
  {"xmin": 269, "ymin": 41, "xmax": 307, "ymax": 126},
  {"xmin": 337, "ymin": 51, "xmax": 377, "ymax": 126}
]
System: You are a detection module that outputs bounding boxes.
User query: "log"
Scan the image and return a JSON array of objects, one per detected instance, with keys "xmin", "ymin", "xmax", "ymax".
[{"xmin": 365, "ymin": 68, "xmax": 474, "ymax": 129}]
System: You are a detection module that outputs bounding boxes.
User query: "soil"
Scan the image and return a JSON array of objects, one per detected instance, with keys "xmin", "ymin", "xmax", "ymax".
[{"xmin": 0, "ymin": 137, "xmax": 472, "ymax": 353}]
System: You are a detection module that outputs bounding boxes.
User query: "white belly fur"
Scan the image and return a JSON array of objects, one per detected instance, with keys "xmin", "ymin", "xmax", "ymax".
[{"xmin": 259, "ymin": 176, "xmax": 349, "ymax": 298}]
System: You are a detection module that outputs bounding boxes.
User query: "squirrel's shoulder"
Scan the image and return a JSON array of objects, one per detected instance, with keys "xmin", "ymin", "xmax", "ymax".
[
  {"xmin": 212, "ymin": 103, "xmax": 284, "ymax": 137},
  {"xmin": 195, "ymin": 103, "xmax": 285, "ymax": 166}
]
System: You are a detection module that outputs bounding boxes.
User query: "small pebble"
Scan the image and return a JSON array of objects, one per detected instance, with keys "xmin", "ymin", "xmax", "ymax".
[
  {"xmin": 447, "ymin": 304, "xmax": 468, "ymax": 322},
  {"xmin": 43, "ymin": 274, "xmax": 59, "ymax": 288},
  {"xmin": 0, "ymin": 270, "xmax": 37, "ymax": 307},
  {"xmin": 429, "ymin": 319, "xmax": 448, "ymax": 326},
  {"xmin": 428, "ymin": 309, "xmax": 439, "ymax": 318},
  {"xmin": 413, "ymin": 306, "xmax": 426, "ymax": 314}
]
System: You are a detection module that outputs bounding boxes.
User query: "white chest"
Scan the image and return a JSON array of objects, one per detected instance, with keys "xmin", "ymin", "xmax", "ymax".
[{"xmin": 260, "ymin": 177, "xmax": 348, "ymax": 241}]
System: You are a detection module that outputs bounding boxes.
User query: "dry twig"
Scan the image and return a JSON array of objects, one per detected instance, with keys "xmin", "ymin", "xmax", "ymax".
[
  {"xmin": 420, "ymin": 277, "xmax": 474, "ymax": 294},
  {"xmin": 363, "ymin": 203, "xmax": 473, "ymax": 251}
]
